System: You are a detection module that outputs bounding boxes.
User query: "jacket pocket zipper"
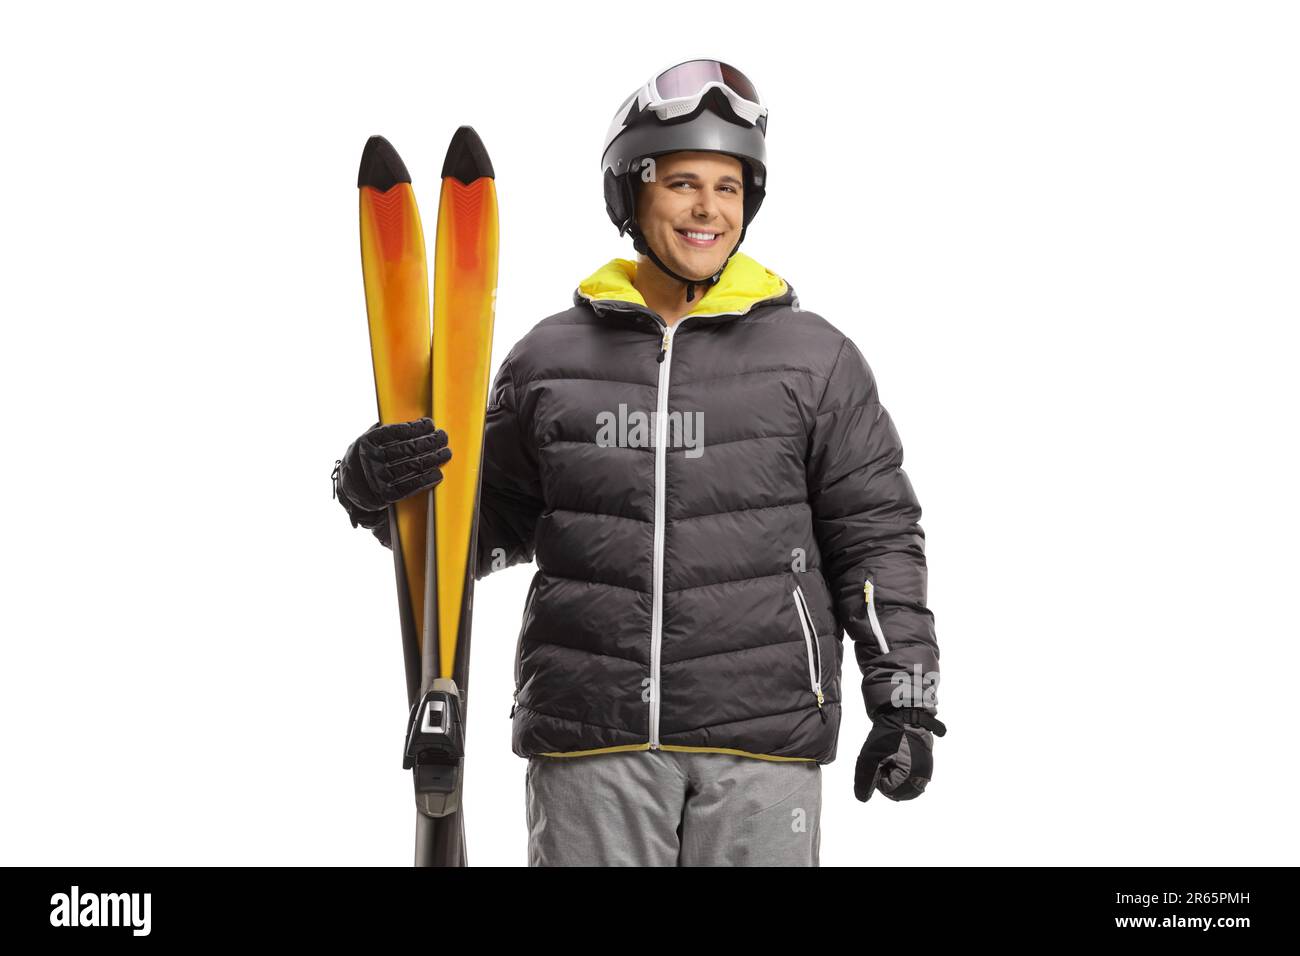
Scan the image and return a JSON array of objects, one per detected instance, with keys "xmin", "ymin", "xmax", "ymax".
[
  {"xmin": 863, "ymin": 578, "xmax": 890, "ymax": 654},
  {"xmin": 511, "ymin": 580, "xmax": 539, "ymax": 718},
  {"xmin": 792, "ymin": 584, "xmax": 825, "ymax": 717}
]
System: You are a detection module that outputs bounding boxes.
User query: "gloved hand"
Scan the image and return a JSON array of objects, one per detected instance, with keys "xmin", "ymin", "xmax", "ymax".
[
  {"xmin": 854, "ymin": 706, "xmax": 947, "ymax": 803},
  {"xmin": 333, "ymin": 417, "xmax": 452, "ymax": 513}
]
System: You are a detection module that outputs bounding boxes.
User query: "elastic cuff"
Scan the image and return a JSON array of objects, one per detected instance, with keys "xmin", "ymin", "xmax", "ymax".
[{"xmin": 871, "ymin": 704, "xmax": 946, "ymax": 736}]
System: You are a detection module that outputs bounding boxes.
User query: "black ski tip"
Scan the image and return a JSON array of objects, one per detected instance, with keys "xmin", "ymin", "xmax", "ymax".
[
  {"xmin": 441, "ymin": 126, "xmax": 495, "ymax": 184},
  {"xmin": 358, "ymin": 135, "xmax": 412, "ymax": 191}
]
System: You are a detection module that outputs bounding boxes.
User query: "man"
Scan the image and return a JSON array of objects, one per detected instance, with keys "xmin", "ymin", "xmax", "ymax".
[{"xmin": 334, "ymin": 59, "xmax": 946, "ymax": 866}]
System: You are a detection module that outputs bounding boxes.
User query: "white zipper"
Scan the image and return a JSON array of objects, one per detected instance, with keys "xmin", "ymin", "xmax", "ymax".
[
  {"xmin": 649, "ymin": 319, "xmax": 685, "ymax": 749},
  {"xmin": 863, "ymin": 578, "xmax": 890, "ymax": 654},
  {"xmin": 792, "ymin": 585, "xmax": 825, "ymax": 708},
  {"xmin": 510, "ymin": 579, "xmax": 539, "ymax": 717},
  {"xmin": 584, "ymin": 295, "xmax": 786, "ymax": 747}
]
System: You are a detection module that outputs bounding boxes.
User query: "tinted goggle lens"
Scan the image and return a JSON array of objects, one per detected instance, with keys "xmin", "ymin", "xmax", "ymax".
[{"xmin": 654, "ymin": 59, "xmax": 760, "ymax": 105}]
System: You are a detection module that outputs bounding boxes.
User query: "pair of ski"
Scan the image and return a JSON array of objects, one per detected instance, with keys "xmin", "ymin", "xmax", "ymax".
[{"xmin": 356, "ymin": 130, "xmax": 498, "ymax": 867}]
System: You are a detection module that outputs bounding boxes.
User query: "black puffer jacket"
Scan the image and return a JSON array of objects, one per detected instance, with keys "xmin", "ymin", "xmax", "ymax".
[{"xmin": 339, "ymin": 252, "xmax": 940, "ymax": 764}]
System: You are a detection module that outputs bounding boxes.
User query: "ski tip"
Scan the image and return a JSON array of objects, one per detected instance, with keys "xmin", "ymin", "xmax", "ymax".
[
  {"xmin": 357, "ymin": 135, "xmax": 412, "ymax": 191},
  {"xmin": 441, "ymin": 126, "xmax": 495, "ymax": 185}
]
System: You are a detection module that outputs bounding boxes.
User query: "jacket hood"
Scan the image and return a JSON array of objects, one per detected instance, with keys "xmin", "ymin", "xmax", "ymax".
[{"xmin": 573, "ymin": 250, "xmax": 794, "ymax": 322}]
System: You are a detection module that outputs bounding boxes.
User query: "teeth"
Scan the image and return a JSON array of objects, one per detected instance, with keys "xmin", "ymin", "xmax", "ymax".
[{"xmin": 681, "ymin": 230, "xmax": 718, "ymax": 241}]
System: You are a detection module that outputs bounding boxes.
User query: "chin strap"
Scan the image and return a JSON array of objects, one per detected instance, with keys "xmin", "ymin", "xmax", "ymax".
[{"xmin": 627, "ymin": 221, "xmax": 747, "ymax": 304}]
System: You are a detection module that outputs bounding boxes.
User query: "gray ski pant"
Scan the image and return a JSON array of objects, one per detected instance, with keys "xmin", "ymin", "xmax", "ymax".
[{"xmin": 525, "ymin": 749, "xmax": 821, "ymax": 866}]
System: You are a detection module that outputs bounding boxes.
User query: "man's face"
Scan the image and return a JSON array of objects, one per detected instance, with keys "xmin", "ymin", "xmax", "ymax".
[{"xmin": 635, "ymin": 151, "xmax": 744, "ymax": 281}]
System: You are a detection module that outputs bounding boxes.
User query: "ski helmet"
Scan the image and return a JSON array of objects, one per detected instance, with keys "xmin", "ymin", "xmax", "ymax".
[{"xmin": 601, "ymin": 59, "xmax": 769, "ymax": 302}]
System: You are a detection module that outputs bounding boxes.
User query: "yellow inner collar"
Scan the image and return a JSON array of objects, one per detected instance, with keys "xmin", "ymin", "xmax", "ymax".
[{"xmin": 577, "ymin": 251, "xmax": 788, "ymax": 318}]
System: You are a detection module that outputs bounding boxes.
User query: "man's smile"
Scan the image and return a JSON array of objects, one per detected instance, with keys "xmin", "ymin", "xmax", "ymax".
[{"xmin": 675, "ymin": 228, "xmax": 723, "ymax": 248}]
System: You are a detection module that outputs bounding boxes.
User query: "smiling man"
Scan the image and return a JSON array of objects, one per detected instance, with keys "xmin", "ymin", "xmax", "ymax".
[
  {"xmin": 334, "ymin": 58, "xmax": 946, "ymax": 866},
  {"xmin": 629, "ymin": 150, "xmax": 746, "ymax": 323}
]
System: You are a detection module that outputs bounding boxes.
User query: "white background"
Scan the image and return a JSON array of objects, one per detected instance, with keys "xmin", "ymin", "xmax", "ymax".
[{"xmin": 1, "ymin": 1, "xmax": 1296, "ymax": 866}]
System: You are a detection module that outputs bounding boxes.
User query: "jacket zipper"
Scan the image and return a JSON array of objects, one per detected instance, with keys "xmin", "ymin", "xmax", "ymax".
[
  {"xmin": 792, "ymin": 584, "xmax": 825, "ymax": 717},
  {"xmin": 863, "ymin": 578, "xmax": 890, "ymax": 654},
  {"xmin": 649, "ymin": 318, "xmax": 686, "ymax": 749},
  {"xmin": 510, "ymin": 579, "xmax": 539, "ymax": 718},
  {"xmin": 586, "ymin": 297, "xmax": 783, "ymax": 749}
]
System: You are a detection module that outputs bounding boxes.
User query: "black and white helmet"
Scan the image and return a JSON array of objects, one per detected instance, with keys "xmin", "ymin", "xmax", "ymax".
[{"xmin": 600, "ymin": 59, "xmax": 769, "ymax": 300}]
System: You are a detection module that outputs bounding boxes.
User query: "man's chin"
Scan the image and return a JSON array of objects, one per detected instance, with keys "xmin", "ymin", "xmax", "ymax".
[{"xmin": 664, "ymin": 244, "xmax": 726, "ymax": 278}]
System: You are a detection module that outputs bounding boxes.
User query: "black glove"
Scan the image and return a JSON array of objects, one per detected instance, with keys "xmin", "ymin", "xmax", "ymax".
[
  {"xmin": 332, "ymin": 419, "xmax": 451, "ymax": 544},
  {"xmin": 854, "ymin": 706, "xmax": 947, "ymax": 803}
]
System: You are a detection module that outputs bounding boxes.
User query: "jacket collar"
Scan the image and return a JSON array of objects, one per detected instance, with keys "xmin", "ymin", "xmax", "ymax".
[{"xmin": 573, "ymin": 251, "xmax": 794, "ymax": 324}]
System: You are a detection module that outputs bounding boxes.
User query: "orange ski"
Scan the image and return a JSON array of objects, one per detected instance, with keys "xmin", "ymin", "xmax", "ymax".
[{"xmin": 357, "ymin": 135, "xmax": 431, "ymax": 707}]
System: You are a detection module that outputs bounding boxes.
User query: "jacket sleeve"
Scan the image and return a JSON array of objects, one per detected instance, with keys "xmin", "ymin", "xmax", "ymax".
[
  {"xmin": 473, "ymin": 356, "xmax": 545, "ymax": 580},
  {"xmin": 806, "ymin": 336, "xmax": 940, "ymax": 722}
]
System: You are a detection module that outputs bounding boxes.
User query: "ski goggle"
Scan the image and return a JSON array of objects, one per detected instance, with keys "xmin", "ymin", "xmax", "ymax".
[{"xmin": 643, "ymin": 59, "xmax": 767, "ymax": 125}]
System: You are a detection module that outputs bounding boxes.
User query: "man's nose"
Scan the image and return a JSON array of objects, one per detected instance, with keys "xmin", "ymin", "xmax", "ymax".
[{"xmin": 693, "ymin": 190, "xmax": 721, "ymax": 218}]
